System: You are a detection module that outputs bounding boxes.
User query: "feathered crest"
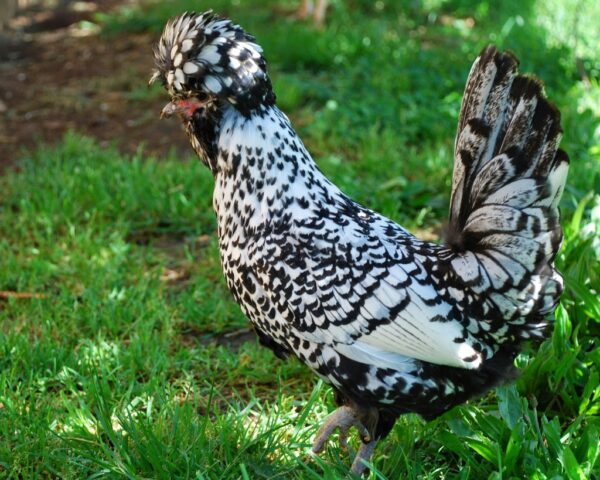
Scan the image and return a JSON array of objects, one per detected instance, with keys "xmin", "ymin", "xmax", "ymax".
[{"xmin": 150, "ymin": 11, "xmax": 275, "ymax": 113}]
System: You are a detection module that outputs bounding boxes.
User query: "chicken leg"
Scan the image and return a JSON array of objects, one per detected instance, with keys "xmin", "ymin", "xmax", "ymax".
[{"xmin": 312, "ymin": 405, "xmax": 378, "ymax": 475}]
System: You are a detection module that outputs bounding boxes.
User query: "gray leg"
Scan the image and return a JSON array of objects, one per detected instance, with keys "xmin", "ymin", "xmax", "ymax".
[
  {"xmin": 312, "ymin": 405, "xmax": 371, "ymax": 454},
  {"xmin": 312, "ymin": 405, "xmax": 379, "ymax": 476}
]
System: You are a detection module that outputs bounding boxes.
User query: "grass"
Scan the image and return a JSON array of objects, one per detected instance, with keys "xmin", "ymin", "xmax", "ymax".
[{"xmin": 1, "ymin": 0, "xmax": 600, "ymax": 478}]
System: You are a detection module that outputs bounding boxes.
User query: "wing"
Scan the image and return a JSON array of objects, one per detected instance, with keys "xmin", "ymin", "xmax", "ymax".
[{"xmin": 249, "ymin": 212, "xmax": 486, "ymax": 371}]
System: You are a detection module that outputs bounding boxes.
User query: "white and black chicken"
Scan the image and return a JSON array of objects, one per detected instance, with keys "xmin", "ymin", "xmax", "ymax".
[{"xmin": 151, "ymin": 12, "xmax": 569, "ymax": 474}]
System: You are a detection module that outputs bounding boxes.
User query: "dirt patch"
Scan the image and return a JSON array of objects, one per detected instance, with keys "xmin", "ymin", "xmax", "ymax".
[
  {"xmin": 125, "ymin": 226, "xmax": 213, "ymax": 290},
  {"xmin": 0, "ymin": 1, "xmax": 191, "ymax": 173}
]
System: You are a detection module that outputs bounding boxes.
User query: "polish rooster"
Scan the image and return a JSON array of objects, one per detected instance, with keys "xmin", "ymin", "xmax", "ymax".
[{"xmin": 151, "ymin": 12, "xmax": 569, "ymax": 474}]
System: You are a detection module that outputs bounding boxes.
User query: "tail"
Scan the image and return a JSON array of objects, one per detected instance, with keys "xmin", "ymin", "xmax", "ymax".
[{"xmin": 445, "ymin": 46, "xmax": 569, "ymax": 341}]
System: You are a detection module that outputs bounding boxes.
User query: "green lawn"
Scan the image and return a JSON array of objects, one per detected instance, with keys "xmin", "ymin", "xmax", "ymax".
[{"xmin": 1, "ymin": 0, "xmax": 599, "ymax": 478}]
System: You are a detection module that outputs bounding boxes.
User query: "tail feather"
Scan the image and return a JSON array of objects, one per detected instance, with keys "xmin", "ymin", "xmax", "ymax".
[{"xmin": 446, "ymin": 45, "xmax": 569, "ymax": 343}]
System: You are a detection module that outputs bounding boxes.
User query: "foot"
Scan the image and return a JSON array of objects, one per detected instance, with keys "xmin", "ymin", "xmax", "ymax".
[
  {"xmin": 312, "ymin": 405, "xmax": 377, "ymax": 475},
  {"xmin": 350, "ymin": 439, "xmax": 378, "ymax": 476}
]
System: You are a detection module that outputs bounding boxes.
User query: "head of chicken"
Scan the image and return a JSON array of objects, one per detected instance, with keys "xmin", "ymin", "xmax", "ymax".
[{"xmin": 151, "ymin": 11, "xmax": 275, "ymax": 170}]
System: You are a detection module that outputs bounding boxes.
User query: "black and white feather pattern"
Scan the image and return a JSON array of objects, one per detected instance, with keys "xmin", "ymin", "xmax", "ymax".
[
  {"xmin": 446, "ymin": 46, "xmax": 568, "ymax": 339},
  {"xmin": 150, "ymin": 11, "xmax": 274, "ymax": 113},
  {"xmin": 153, "ymin": 15, "xmax": 569, "ymax": 441}
]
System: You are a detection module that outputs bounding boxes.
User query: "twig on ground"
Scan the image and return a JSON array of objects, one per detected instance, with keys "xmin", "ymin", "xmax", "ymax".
[{"xmin": 0, "ymin": 290, "xmax": 47, "ymax": 299}]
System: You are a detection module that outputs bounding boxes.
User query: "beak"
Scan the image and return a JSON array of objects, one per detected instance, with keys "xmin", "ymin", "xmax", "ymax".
[{"xmin": 160, "ymin": 101, "xmax": 178, "ymax": 119}]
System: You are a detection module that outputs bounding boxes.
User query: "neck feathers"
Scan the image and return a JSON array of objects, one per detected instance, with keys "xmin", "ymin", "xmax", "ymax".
[{"xmin": 211, "ymin": 105, "xmax": 327, "ymax": 232}]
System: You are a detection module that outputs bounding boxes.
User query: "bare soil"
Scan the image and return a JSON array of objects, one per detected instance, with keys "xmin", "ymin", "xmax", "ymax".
[{"xmin": 0, "ymin": 1, "xmax": 190, "ymax": 173}]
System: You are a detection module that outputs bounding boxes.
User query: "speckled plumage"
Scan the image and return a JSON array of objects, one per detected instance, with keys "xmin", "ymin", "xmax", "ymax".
[{"xmin": 152, "ymin": 12, "xmax": 569, "ymax": 472}]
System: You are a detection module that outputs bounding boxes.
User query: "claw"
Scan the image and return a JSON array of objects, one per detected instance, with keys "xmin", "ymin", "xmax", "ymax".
[
  {"xmin": 312, "ymin": 406, "xmax": 364, "ymax": 453},
  {"xmin": 338, "ymin": 425, "xmax": 349, "ymax": 450},
  {"xmin": 312, "ymin": 405, "xmax": 378, "ymax": 475}
]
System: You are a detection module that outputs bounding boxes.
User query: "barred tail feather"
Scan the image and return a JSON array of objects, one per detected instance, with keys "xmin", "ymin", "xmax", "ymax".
[{"xmin": 446, "ymin": 45, "xmax": 569, "ymax": 341}]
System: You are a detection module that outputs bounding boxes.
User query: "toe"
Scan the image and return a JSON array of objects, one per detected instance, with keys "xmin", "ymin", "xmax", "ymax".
[{"xmin": 350, "ymin": 440, "xmax": 378, "ymax": 476}]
